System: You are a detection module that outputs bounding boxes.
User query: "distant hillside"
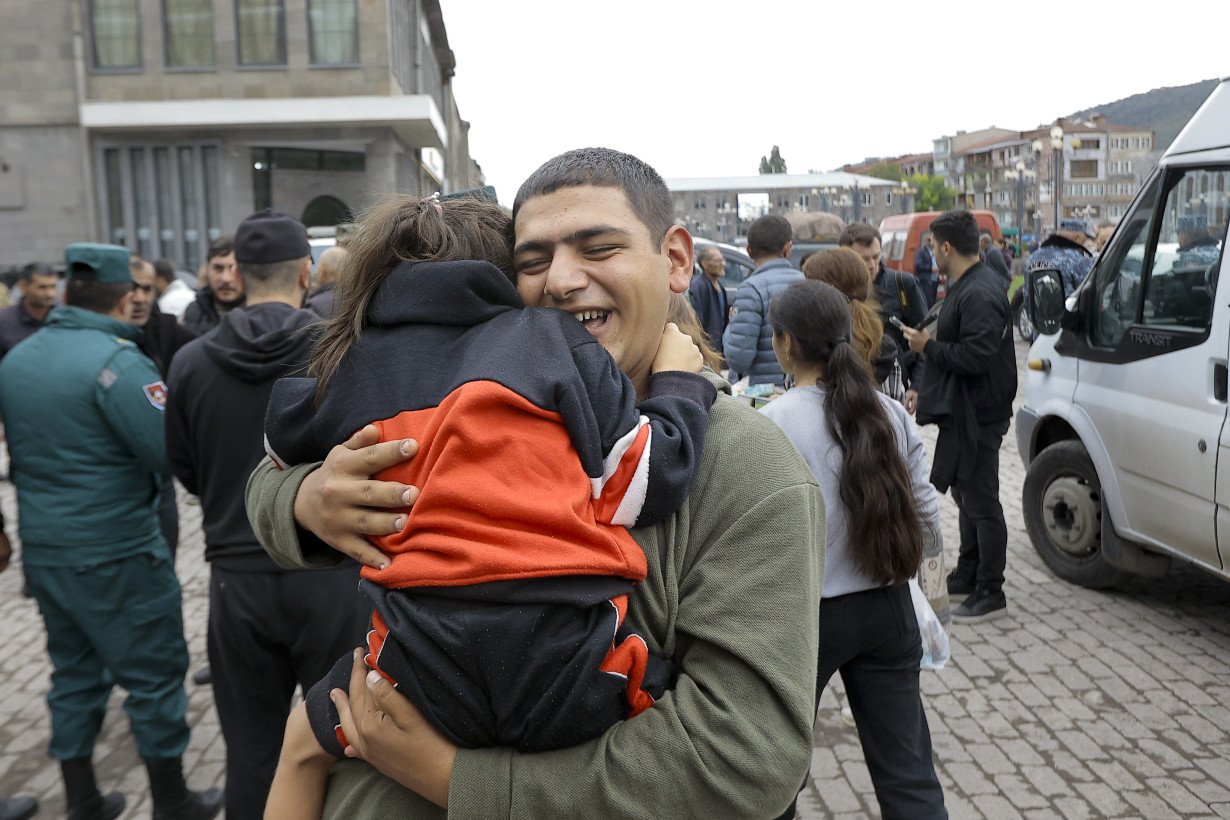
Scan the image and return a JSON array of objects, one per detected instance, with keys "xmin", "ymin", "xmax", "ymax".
[{"xmin": 1070, "ymin": 78, "xmax": 1220, "ymax": 150}]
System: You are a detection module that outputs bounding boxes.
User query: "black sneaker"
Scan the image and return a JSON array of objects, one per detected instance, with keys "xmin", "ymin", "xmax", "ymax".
[
  {"xmin": 68, "ymin": 792, "xmax": 126, "ymax": 820},
  {"xmin": 952, "ymin": 589, "xmax": 1008, "ymax": 623},
  {"xmin": 153, "ymin": 787, "xmax": 223, "ymax": 820},
  {"xmin": 0, "ymin": 795, "xmax": 39, "ymax": 820},
  {"xmin": 946, "ymin": 571, "xmax": 976, "ymax": 598}
]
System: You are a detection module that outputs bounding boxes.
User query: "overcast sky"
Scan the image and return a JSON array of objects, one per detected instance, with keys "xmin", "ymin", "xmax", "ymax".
[{"xmin": 443, "ymin": 1, "xmax": 1227, "ymax": 205}]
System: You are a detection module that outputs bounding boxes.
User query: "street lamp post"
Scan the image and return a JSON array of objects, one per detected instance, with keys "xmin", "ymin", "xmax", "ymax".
[
  {"xmin": 1007, "ymin": 160, "xmax": 1027, "ymax": 248},
  {"xmin": 1031, "ymin": 139, "xmax": 1043, "ymax": 234},
  {"xmin": 1050, "ymin": 125, "xmax": 1064, "ymax": 231}
]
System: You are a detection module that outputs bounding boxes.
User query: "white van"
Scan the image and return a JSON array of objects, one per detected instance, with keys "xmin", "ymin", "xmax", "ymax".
[{"xmin": 1019, "ymin": 77, "xmax": 1230, "ymax": 588}]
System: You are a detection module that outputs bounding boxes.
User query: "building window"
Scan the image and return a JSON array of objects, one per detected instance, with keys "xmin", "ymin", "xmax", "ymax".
[
  {"xmin": 91, "ymin": 0, "xmax": 141, "ymax": 68},
  {"xmin": 164, "ymin": 0, "xmax": 215, "ymax": 67},
  {"xmin": 1070, "ymin": 159, "xmax": 1098, "ymax": 179},
  {"xmin": 861, "ymin": 191, "xmax": 873, "ymax": 207},
  {"xmin": 237, "ymin": 0, "xmax": 285, "ymax": 65},
  {"xmin": 308, "ymin": 0, "xmax": 358, "ymax": 64},
  {"xmin": 99, "ymin": 143, "xmax": 221, "ymax": 269}
]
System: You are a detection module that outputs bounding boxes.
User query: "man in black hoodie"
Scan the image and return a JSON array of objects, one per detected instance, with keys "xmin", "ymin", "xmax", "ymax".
[
  {"xmin": 165, "ymin": 211, "xmax": 368, "ymax": 820},
  {"xmin": 904, "ymin": 210, "xmax": 1017, "ymax": 623}
]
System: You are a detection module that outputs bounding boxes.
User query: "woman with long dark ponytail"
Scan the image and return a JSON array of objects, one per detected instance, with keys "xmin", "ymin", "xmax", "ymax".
[{"xmin": 762, "ymin": 280, "xmax": 946, "ymax": 819}]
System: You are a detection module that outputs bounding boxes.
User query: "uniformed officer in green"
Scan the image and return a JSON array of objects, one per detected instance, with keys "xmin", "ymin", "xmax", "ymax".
[{"xmin": 0, "ymin": 243, "xmax": 222, "ymax": 820}]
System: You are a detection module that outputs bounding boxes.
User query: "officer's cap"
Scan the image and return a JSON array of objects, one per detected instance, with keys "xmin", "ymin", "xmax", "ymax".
[
  {"xmin": 65, "ymin": 243, "xmax": 132, "ymax": 284},
  {"xmin": 234, "ymin": 209, "xmax": 311, "ymax": 264},
  {"xmin": 1178, "ymin": 215, "xmax": 1208, "ymax": 232},
  {"xmin": 1058, "ymin": 218, "xmax": 1096, "ymax": 239}
]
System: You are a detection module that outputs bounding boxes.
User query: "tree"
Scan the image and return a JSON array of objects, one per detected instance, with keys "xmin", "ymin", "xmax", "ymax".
[
  {"xmin": 758, "ymin": 145, "xmax": 787, "ymax": 174},
  {"xmin": 910, "ymin": 173, "xmax": 956, "ymax": 212},
  {"xmin": 863, "ymin": 161, "xmax": 903, "ymax": 182}
]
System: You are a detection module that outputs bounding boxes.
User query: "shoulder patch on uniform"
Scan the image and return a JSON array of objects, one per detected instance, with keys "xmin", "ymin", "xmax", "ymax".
[
  {"xmin": 98, "ymin": 368, "xmax": 118, "ymax": 390},
  {"xmin": 142, "ymin": 381, "xmax": 168, "ymax": 409}
]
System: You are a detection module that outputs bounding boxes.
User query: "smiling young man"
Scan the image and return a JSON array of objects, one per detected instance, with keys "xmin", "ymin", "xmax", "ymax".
[{"xmin": 245, "ymin": 148, "xmax": 825, "ymax": 818}]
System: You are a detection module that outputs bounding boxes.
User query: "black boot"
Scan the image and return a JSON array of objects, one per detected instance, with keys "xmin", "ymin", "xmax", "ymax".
[
  {"xmin": 61, "ymin": 758, "xmax": 126, "ymax": 820},
  {"xmin": 146, "ymin": 757, "xmax": 223, "ymax": 820}
]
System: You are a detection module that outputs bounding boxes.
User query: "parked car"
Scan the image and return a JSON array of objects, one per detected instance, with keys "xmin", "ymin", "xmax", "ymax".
[{"xmin": 1017, "ymin": 77, "xmax": 1230, "ymax": 589}]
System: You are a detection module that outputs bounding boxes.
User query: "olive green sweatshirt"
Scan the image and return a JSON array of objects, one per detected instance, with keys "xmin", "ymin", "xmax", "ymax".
[{"xmin": 245, "ymin": 372, "xmax": 825, "ymax": 818}]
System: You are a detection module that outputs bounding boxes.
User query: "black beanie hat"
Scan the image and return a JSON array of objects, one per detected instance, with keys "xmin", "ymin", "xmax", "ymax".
[{"xmin": 234, "ymin": 209, "xmax": 311, "ymax": 264}]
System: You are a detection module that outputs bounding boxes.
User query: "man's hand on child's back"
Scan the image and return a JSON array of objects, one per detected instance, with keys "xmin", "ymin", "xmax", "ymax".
[
  {"xmin": 293, "ymin": 424, "xmax": 420, "ymax": 569},
  {"xmin": 652, "ymin": 322, "xmax": 703, "ymax": 374}
]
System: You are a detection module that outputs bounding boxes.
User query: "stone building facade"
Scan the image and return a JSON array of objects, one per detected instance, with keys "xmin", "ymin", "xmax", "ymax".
[
  {"xmin": 936, "ymin": 117, "xmax": 1158, "ymax": 236},
  {"xmin": 1, "ymin": 0, "xmax": 480, "ymax": 270},
  {"xmin": 666, "ymin": 172, "xmax": 903, "ymax": 244}
]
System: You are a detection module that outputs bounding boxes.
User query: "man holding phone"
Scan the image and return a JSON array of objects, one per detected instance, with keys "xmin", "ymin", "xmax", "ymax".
[{"xmin": 902, "ymin": 210, "xmax": 1017, "ymax": 623}]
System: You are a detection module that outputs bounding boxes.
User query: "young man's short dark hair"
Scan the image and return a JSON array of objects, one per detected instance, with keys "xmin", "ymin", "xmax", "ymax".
[
  {"xmin": 20, "ymin": 262, "xmax": 55, "ymax": 282},
  {"xmin": 929, "ymin": 210, "xmax": 980, "ymax": 256},
  {"xmin": 65, "ymin": 266, "xmax": 130, "ymax": 313},
  {"xmin": 513, "ymin": 147, "xmax": 673, "ymax": 245},
  {"xmin": 838, "ymin": 223, "xmax": 881, "ymax": 248},
  {"xmin": 153, "ymin": 258, "xmax": 177, "ymax": 283},
  {"xmin": 746, "ymin": 215, "xmax": 792, "ymax": 259},
  {"xmin": 206, "ymin": 236, "xmax": 235, "ymax": 262}
]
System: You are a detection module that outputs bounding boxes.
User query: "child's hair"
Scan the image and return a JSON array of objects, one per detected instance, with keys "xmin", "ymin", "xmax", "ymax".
[
  {"xmin": 667, "ymin": 292, "xmax": 724, "ymax": 372},
  {"xmin": 310, "ymin": 195, "xmax": 515, "ymax": 398},
  {"xmin": 801, "ymin": 248, "xmax": 884, "ymax": 374},
  {"xmin": 768, "ymin": 280, "xmax": 922, "ymax": 585}
]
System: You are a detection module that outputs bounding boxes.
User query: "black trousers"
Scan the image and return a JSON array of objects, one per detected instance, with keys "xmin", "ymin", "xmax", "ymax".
[
  {"xmin": 156, "ymin": 474, "xmax": 178, "ymax": 562},
  {"xmin": 780, "ymin": 585, "xmax": 946, "ymax": 820},
  {"xmin": 208, "ymin": 564, "xmax": 368, "ymax": 820},
  {"xmin": 950, "ymin": 421, "xmax": 1009, "ymax": 594},
  {"xmin": 305, "ymin": 582, "xmax": 675, "ymax": 757}
]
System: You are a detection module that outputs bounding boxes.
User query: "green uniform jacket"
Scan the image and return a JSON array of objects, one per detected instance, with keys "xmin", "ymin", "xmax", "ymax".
[
  {"xmin": 246, "ymin": 370, "xmax": 825, "ymax": 818},
  {"xmin": 0, "ymin": 306, "xmax": 166, "ymax": 566}
]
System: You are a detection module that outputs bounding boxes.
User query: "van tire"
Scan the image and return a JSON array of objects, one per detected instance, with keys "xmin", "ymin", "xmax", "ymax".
[
  {"xmin": 1013, "ymin": 293, "xmax": 1036, "ymax": 342},
  {"xmin": 1022, "ymin": 440, "xmax": 1127, "ymax": 589}
]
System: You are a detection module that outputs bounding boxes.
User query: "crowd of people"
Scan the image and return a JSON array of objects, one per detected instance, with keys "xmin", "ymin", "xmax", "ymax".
[{"xmin": 0, "ymin": 143, "xmax": 1096, "ymax": 820}]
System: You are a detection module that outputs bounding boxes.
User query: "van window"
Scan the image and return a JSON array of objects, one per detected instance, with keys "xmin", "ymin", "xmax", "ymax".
[
  {"xmin": 1090, "ymin": 175, "xmax": 1161, "ymax": 348},
  {"xmin": 1139, "ymin": 168, "xmax": 1228, "ymax": 332}
]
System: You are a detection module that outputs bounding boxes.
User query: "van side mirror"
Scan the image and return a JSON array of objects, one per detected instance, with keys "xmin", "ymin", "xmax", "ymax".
[{"xmin": 1028, "ymin": 268, "xmax": 1066, "ymax": 335}]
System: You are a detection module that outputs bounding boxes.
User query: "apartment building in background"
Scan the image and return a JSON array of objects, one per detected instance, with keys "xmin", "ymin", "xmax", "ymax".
[
  {"xmin": 0, "ymin": 0, "xmax": 481, "ymax": 269},
  {"xmin": 667, "ymin": 172, "xmax": 906, "ymax": 244}
]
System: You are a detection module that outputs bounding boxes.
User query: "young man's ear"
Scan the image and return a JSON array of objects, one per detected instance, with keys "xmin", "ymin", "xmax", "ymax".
[
  {"xmin": 783, "ymin": 240, "xmax": 794, "ymax": 261},
  {"xmin": 299, "ymin": 257, "xmax": 312, "ymax": 291},
  {"xmin": 662, "ymin": 225, "xmax": 695, "ymax": 294}
]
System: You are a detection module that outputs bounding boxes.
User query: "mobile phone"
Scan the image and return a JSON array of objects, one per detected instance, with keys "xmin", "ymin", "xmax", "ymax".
[{"xmin": 888, "ymin": 315, "xmax": 906, "ymax": 331}]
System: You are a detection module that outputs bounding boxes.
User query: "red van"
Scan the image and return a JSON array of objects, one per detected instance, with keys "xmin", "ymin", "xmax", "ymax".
[{"xmin": 879, "ymin": 210, "xmax": 1001, "ymax": 276}]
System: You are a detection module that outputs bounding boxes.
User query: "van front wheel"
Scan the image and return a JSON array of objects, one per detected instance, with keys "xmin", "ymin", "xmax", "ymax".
[{"xmin": 1022, "ymin": 440, "xmax": 1126, "ymax": 589}]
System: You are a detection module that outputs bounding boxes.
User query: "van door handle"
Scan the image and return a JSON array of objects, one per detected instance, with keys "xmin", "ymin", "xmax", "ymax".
[{"xmin": 1215, "ymin": 363, "xmax": 1228, "ymax": 402}]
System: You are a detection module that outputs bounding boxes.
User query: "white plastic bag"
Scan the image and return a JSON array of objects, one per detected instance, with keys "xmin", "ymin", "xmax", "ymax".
[{"xmin": 908, "ymin": 578, "xmax": 950, "ymax": 670}]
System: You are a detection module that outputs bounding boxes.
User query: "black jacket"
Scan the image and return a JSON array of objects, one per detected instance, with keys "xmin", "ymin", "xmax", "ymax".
[
  {"xmin": 687, "ymin": 274, "xmax": 727, "ymax": 354},
  {"xmin": 874, "ymin": 263, "xmax": 927, "ymax": 389},
  {"xmin": 0, "ymin": 300, "xmax": 46, "ymax": 359},
  {"xmin": 304, "ymin": 281, "xmax": 336, "ymax": 319},
  {"xmin": 181, "ymin": 287, "xmax": 243, "ymax": 337},
  {"xmin": 166, "ymin": 302, "xmax": 323, "ymax": 569},
  {"xmin": 137, "ymin": 302, "xmax": 197, "ymax": 379},
  {"xmin": 916, "ymin": 261, "xmax": 1017, "ymax": 491}
]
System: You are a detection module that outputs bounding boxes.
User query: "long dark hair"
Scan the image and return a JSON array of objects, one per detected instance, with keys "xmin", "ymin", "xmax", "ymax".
[
  {"xmin": 768, "ymin": 280, "xmax": 922, "ymax": 585},
  {"xmin": 310, "ymin": 196, "xmax": 515, "ymax": 400}
]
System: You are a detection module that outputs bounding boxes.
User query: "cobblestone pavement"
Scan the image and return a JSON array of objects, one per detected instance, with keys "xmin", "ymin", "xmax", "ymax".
[{"xmin": 3, "ymin": 339, "xmax": 1230, "ymax": 818}]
